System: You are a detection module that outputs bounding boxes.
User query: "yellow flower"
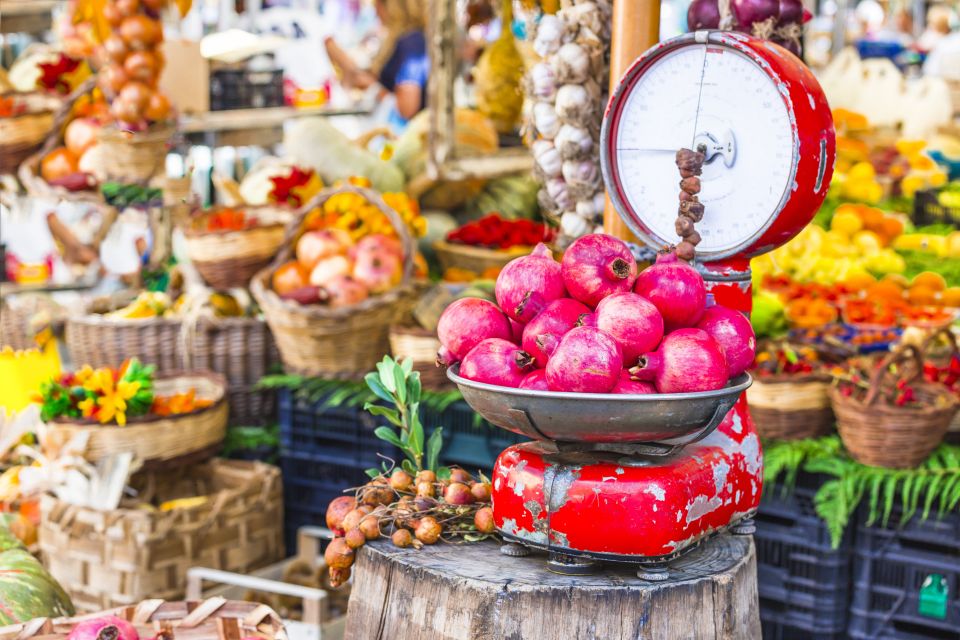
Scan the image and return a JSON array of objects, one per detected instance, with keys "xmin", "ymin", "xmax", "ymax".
[
  {"xmin": 83, "ymin": 368, "xmax": 114, "ymax": 394},
  {"xmin": 74, "ymin": 365, "xmax": 95, "ymax": 386},
  {"xmin": 78, "ymin": 396, "xmax": 96, "ymax": 418},
  {"xmin": 94, "ymin": 378, "xmax": 141, "ymax": 426}
]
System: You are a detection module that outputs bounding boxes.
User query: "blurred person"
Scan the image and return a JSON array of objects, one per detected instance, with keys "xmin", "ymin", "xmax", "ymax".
[{"xmin": 917, "ymin": 4, "xmax": 955, "ymax": 52}]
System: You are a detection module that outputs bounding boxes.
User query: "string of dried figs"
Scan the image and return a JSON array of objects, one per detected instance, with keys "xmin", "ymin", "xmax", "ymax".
[
  {"xmin": 323, "ymin": 467, "xmax": 497, "ymax": 587},
  {"xmin": 673, "ymin": 146, "xmax": 706, "ymax": 262}
]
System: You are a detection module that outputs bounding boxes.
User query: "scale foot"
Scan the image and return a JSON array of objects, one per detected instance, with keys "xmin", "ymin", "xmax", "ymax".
[
  {"xmin": 637, "ymin": 563, "xmax": 670, "ymax": 581},
  {"xmin": 547, "ymin": 551, "xmax": 599, "ymax": 575},
  {"xmin": 730, "ymin": 517, "xmax": 756, "ymax": 536},
  {"xmin": 500, "ymin": 542, "xmax": 531, "ymax": 557}
]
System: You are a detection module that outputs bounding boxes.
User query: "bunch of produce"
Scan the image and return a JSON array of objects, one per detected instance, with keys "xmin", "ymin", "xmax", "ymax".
[
  {"xmin": 36, "ymin": 359, "xmax": 210, "ymax": 426},
  {"xmin": 473, "ymin": 0, "xmax": 525, "ymax": 134},
  {"xmin": 752, "ymin": 341, "xmax": 829, "ymax": 377},
  {"xmin": 105, "ymin": 291, "xmax": 178, "ymax": 318},
  {"xmin": 267, "ymin": 166, "xmax": 324, "ymax": 208},
  {"xmin": 923, "ymin": 355, "xmax": 960, "ymax": 396},
  {"xmin": 686, "ymin": 0, "xmax": 810, "ymax": 55},
  {"xmin": 525, "ymin": 1, "xmax": 612, "ymax": 245},
  {"xmin": 437, "ymin": 233, "xmax": 756, "ymax": 394},
  {"xmin": 192, "ymin": 207, "xmax": 260, "ymax": 233},
  {"xmin": 830, "ymin": 356, "xmax": 954, "ymax": 408},
  {"xmin": 829, "ymin": 204, "xmax": 904, "ymax": 248},
  {"xmin": 446, "ymin": 214, "xmax": 556, "ymax": 249},
  {"xmin": 301, "ymin": 180, "xmax": 427, "ymax": 241}
]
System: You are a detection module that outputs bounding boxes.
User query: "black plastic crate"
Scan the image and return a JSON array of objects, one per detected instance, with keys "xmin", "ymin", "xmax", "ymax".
[
  {"xmin": 421, "ymin": 401, "xmax": 526, "ymax": 473},
  {"xmin": 913, "ymin": 188, "xmax": 960, "ymax": 227},
  {"xmin": 849, "ymin": 507, "xmax": 960, "ymax": 639},
  {"xmin": 759, "ymin": 602, "xmax": 848, "ymax": 640},
  {"xmin": 210, "ymin": 68, "xmax": 284, "ymax": 111},
  {"xmin": 755, "ymin": 472, "xmax": 853, "ymax": 636}
]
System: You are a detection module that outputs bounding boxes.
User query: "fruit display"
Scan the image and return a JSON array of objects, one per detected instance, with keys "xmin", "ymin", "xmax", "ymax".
[
  {"xmin": 752, "ymin": 341, "xmax": 830, "ymax": 378},
  {"xmin": 445, "ymin": 214, "xmax": 555, "ymax": 249},
  {"xmin": 301, "ymin": 180, "xmax": 427, "ymax": 242},
  {"xmin": 104, "ymin": 291, "xmax": 178, "ymax": 319},
  {"xmin": 437, "ymin": 234, "xmax": 756, "ymax": 394}
]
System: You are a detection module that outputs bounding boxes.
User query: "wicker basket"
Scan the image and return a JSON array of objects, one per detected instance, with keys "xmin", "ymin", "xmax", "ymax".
[
  {"xmin": 38, "ymin": 459, "xmax": 284, "ymax": 613},
  {"xmin": 183, "ymin": 207, "xmax": 289, "ymax": 290},
  {"xmin": 433, "ymin": 240, "xmax": 528, "ymax": 275},
  {"xmin": 830, "ymin": 346, "xmax": 959, "ymax": 469},
  {"xmin": 66, "ymin": 312, "xmax": 184, "ymax": 373},
  {"xmin": 0, "ymin": 294, "xmax": 65, "ymax": 351},
  {"xmin": 748, "ymin": 373, "xmax": 834, "ymax": 440},
  {"xmin": 919, "ymin": 327, "xmax": 960, "ymax": 439},
  {"xmin": 389, "ymin": 325, "xmax": 450, "ymax": 391},
  {"xmin": 95, "ymin": 124, "xmax": 174, "ymax": 183},
  {"xmin": 46, "ymin": 371, "xmax": 228, "ymax": 466},
  {"xmin": 0, "ymin": 598, "xmax": 287, "ymax": 640},
  {"xmin": 251, "ymin": 185, "xmax": 419, "ymax": 378},
  {"xmin": 0, "ymin": 91, "xmax": 61, "ymax": 175}
]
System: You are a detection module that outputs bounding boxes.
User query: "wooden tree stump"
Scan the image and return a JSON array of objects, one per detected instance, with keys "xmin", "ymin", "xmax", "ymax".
[{"xmin": 344, "ymin": 533, "xmax": 760, "ymax": 640}]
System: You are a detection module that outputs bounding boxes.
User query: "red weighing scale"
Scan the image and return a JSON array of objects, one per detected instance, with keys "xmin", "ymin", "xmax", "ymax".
[{"xmin": 449, "ymin": 31, "xmax": 835, "ymax": 577}]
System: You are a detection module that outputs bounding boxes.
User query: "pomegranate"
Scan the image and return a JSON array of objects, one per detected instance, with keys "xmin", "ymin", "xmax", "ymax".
[
  {"xmin": 583, "ymin": 292, "xmax": 664, "ymax": 366},
  {"xmin": 392, "ymin": 529, "xmax": 413, "ymax": 547},
  {"xmin": 459, "ymin": 338, "xmax": 534, "ymax": 387},
  {"xmin": 543, "ymin": 326, "xmax": 622, "ymax": 393},
  {"xmin": 416, "ymin": 481, "xmax": 435, "ymax": 498},
  {"xmin": 509, "ymin": 319, "xmax": 525, "ymax": 343},
  {"xmin": 631, "ymin": 329, "xmax": 727, "ymax": 393},
  {"xmin": 633, "ymin": 252, "xmax": 706, "ymax": 330},
  {"xmin": 696, "ymin": 305, "xmax": 756, "ymax": 378},
  {"xmin": 437, "ymin": 298, "xmax": 512, "ymax": 365},
  {"xmin": 353, "ymin": 250, "xmax": 402, "ymax": 293},
  {"xmin": 416, "ymin": 470, "xmax": 437, "ymax": 484},
  {"xmin": 328, "ymin": 567, "xmax": 351, "ymax": 587},
  {"xmin": 297, "ymin": 229, "xmax": 347, "ymax": 270},
  {"xmin": 358, "ymin": 515, "xmax": 381, "ymax": 540},
  {"xmin": 341, "ymin": 509, "xmax": 365, "ymax": 532},
  {"xmin": 322, "ymin": 275, "xmax": 369, "ymax": 308},
  {"xmin": 309, "ymin": 255, "xmax": 351, "ymax": 286},
  {"xmin": 612, "ymin": 370, "xmax": 656, "ymax": 395},
  {"xmin": 324, "ymin": 538, "xmax": 355, "ymax": 569},
  {"xmin": 495, "ymin": 243, "xmax": 566, "ymax": 322},
  {"xmin": 67, "ymin": 617, "xmax": 139, "ymax": 640},
  {"xmin": 522, "ymin": 298, "xmax": 590, "ymax": 367},
  {"xmin": 561, "ymin": 234, "xmax": 638, "ymax": 306},
  {"xmin": 344, "ymin": 528, "xmax": 367, "ymax": 549},
  {"xmin": 325, "ymin": 495, "xmax": 357, "ymax": 533},
  {"xmin": 519, "ymin": 369, "xmax": 550, "ymax": 390}
]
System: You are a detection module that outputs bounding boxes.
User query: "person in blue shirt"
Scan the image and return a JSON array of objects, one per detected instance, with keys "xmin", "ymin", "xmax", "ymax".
[{"xmin": 324, "ymin": 0, "xmax": 428, "ymax": 125}]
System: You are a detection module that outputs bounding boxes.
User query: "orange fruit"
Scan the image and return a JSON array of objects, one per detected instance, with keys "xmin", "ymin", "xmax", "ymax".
[
  {"xmin": 272, "ymin": 260, "xmax": 309, "ymax": 295},
  {"xmin": 907, "ymin": 286, "xmax": 939, "ymax": 306},
  {"xmin": 880, "ymin": 217, "xmax": 904, "ymax": 241},
  {"xmin": 882, "ymin": 273, "xmax": 910, "ymax": 288},
  {"xmin": 911, "ymin": 271, "xmax": 947, "ymax": 292},
  {"xmin": 866, "ymin": 280, "xmax": 904, "ymax": 302},
  {"xmin": 859, "ymin": 207, "xmax": 884, "ymax": 231},
  {"xmin": 40, "ymin": 147, "xmax": 78, "ymax": 182},
  {"xmin": 941, "ymin": 287, "xmax": 960, "ymax": 308},
  {"xmin": 843, "ymin": 272, "xmax": 877, "ymax": 290}
]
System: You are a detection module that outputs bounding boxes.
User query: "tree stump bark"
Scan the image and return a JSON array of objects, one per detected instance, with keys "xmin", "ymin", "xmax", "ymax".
[{"xmin": 344, "ymin": 533, "xmax": 760, "ymax": 640}]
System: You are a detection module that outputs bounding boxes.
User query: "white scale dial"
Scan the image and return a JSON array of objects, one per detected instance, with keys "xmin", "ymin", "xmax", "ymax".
[{"xmin": 612, "ymin": 44, "xmax": 795, "ymax": 254}]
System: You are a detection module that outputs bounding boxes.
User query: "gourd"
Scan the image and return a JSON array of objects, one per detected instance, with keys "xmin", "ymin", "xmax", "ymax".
[
  {"xmin": 473, "ymin": 0, "xmax": 525, "ymax": 134},
  {"xmin": 0, "ymin": 520, "xmax": 75, "ymax": 624}
]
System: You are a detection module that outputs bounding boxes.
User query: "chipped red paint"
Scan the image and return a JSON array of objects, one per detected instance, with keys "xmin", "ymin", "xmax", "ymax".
[
  {"xmin": 492, "ymin": 395, "xmax": 762, "ymax": 558},
  {"xmin": 709, "ymin": 282, "xmax": 752, "ymax": 314}
]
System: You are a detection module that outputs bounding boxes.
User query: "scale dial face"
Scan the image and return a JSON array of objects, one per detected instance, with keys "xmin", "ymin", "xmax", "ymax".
[{"xmin": 601, "ymin": 31, "xmax": 836, "ymax": 261}]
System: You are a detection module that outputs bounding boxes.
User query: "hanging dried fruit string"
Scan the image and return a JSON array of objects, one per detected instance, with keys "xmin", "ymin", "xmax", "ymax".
[{"xmin": 673, "ymin": 146, "xmax": 706, "ymax": 262}]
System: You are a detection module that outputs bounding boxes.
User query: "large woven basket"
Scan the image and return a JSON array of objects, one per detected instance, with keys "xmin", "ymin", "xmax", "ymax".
[
  {"xmin": 38, "ymin": 459, "xmax": 284, "ymax": 613},
  {"xmin": 251, "ymin": 185, "xmax": 419, "ymax": 378},
  {"xmin": 0, "ymin": 598, "xmax": 287, "ymax": 640},
  {"xmin": 830, "ymin": 346, "xmax": 959, "ymax": 469},
  {"xmin": 95, "ymin": 123, "xmax": 174, "ymax": 183},
  {"xmin": 182, "ymin": 207, "xmax": 289, "ymax": 290},
  {"xmin": 0, "ymin": 91, "xmax": 61, "ymax": 175},
  {"xmin": 66, "ymin": 312, "xmax": 183, "ymax": 372},
  {"xmin": 389, "ymin": 325, "xmax": 450, "ymax": 391},
  {"xmin": 919, "ymin": 327, "xmax": 960, "ymax": 440},
  {"xmin": 748, "ymin": 373, "xmax": 834, "ymax": 440},
  {"xmin": 433, "ymin": 240, "xmax": 527, "ymax": 275},
  {"xmin": 46, "ymin": 371, "xmax": 228, "ymax": 467},
  {"xmin": 0, "ymin": 294, "xmax": 66, "ymax": 351}
]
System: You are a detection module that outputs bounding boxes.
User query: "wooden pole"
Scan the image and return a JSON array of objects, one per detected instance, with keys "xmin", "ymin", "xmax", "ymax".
[{"xmin": 603, "ymin": 0, "xmax": 662, "ymax": 241}]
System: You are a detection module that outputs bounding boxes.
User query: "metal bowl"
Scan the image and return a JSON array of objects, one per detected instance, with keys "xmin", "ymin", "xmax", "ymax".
[{"xmin": 447, "ymin": 365, "xmax": 752, "ymax": 445}]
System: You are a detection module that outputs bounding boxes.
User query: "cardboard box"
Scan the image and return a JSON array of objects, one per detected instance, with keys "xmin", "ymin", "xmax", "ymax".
[{"xmin": 159, "ymin": 39, "xmax": 209, "ymax": 114}]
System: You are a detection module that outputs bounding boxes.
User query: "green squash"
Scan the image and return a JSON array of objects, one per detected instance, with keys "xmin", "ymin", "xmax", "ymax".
[{"xmin": 0, "ymin": 520, "xmax": 74, "ymax": 625}]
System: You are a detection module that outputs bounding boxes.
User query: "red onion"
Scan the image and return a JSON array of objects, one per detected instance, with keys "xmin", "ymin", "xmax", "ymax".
[
  {"xmin": 687, "ymin": 0, "xmax": 721, "ymax": 30},
  {"xmin": 778, "ymin": 0, "xmax": 803, "ymax": 24},
  {"xmin": 543, "ymin": 326, "xmax": 623, "ymax": 393},
  {"xmin": 460, "ymin": 338, "xmax": 534, "ymax": 387},
  {"xmin": 696, "ymin": 306, "xmax": 756, "ymax": 378},
  {"xmin": 633, "ymin": 252, "xmax": 706, "ymax": 331},
  {"xmin": 732, "ymin": 0, "xmax": 780, "ymax": 30},
  {"xmin": 630, "ymin": 328, "xmax": 727, "ymax": 393},
  {"xmin": 522, "ymin": 298, "xmax": 591, "ymax": 368},
  {"xmin": 495, "ymin": 243, "xmax": 566, "ymax": 322},
  {"xmin": 612, "ymin": 370, "xmax": 656, "ymax": 395},
  {"xmin": 583, "ymin": 292, "xmax": 664, "ymax": 366},
  {"xmin": 519, "ymin": 369, "xmax": 550, "ymax": 390},
  {"xmin": 560, "ymin": 234, "xmax": 638, "ymax": 307},
  {"xmin": 67, "ymin": 617, "xmax": 139, "ymax": 640},
  {"xmin": 437, "ymin": 298, "xmax": 512, "ymax": 365}
]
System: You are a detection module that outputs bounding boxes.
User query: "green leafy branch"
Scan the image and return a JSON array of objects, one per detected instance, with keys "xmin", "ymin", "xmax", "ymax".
[
  {"xmin": 763, "ymin": 436, "xmax": 842, "ymax": 496},
  {"xmin": 222, "ymin": 424, "xmax": 279, "ymax": 462}
]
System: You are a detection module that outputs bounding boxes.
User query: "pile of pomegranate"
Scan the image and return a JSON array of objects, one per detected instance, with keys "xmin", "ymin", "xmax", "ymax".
[{"xmin": 437, "ymin": 234, "xmax": 756, "ymax": 394}]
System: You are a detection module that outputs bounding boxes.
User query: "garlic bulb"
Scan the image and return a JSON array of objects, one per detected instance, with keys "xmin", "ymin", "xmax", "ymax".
[
  {"xmin": 561, "ymin": 211, "xmax": 592, "ymax": 238},
  {"xmin": 576, "ymin": 197, "xmax": 603, "ymax": 220},
  {"xmin": 533, "ymin": 102, "xmax": 560, "ymax": 139},
  {"xmin": 533, "ymin": 140, "xmax": 562, "ymax": 178},
  {"xmin": 533, "ymin": 15, "xmax": 564, "ymax": 58},
  {"xmin": 529, "ymin": 63, "xmax": 557, "ymax": 101},
  {"xmin": 562, "ymin": 159, "xmax": 599, "ymax": 187},
  {"xmin": 555, "ymin": 84, "xmax": 592, "ymax": 123},
  {"xmin": 554, "ymin": 124, "xmax": 593, "ymax": 159},
  {"xmin": 546, "ymin": 178, "xmax": 573, "ymax": 211},
  {"xmin": 553, "ymin": 43, "xmax": 590, "ymax": 84}
]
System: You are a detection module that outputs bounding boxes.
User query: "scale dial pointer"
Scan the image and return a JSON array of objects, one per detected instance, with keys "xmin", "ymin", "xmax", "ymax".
[{"xmin": 618, "ymin": 129, "xmax": 736, "ymax": 168}]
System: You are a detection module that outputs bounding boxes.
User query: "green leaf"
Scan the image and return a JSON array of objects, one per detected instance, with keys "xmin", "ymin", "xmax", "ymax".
[
  {"xmin": 394, "ymin": 364, "xmax": 407, "ymax": 404},
  {"xmin": 409, "ymin": 413, "xmax": 424, "ymax": 457},
  {"xmin": 881, "ymin": 475, "xmax": 899, "ymax": 527},
  {"xmin": 408, "ymin": 371, "xmax": 422, "ymax": 406},
  {"xmin": 374, "ymin": 426, "xmax": 404, "ymax": 448},
  {"xmin": 400, "ymin": 357, "xmax": 414, "ymax": 375},
  {"xmin": 437, "ymin": 466, "xmax": 451, "ymax": 481},
  {"xmin": 365, "ymin": 403, "xmax": 403, "ymax": 426},
  {"xmin": 378, "ymin": 359, "xmax": 397, "ymax": 393},
  {"xmin": 401, "ymin": 459, "xmax": 417, "ymax": 475},
  {"xmin": 366, "ymin": 468, "xmax": 381, "ymax": 478},
  {"xmin": 365, "ymin": 372, "xmax": 394, "ymax": 403},
  {"xmin": 426, "ymin": 427, "xmax": 443, "ymax": 472}
]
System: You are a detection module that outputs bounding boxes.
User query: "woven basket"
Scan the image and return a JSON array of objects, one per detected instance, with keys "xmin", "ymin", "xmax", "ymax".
[
  {"xmin": 0, "ymin": 91, "xmax": 60, "ymax": 175},
  {"xmin": 183, "ymin": 207, "xmax": 289, "ymax": 290},
  {"xmin": 389, "ymin": 325, "xmax": 450, "ymax": 391},
  {"xmin": 748, "ymin": 373, "xmax": 834, "ymax": 440},
  {"xmin": 830, "ymin": 346, "xmax": 959, "ymax": 469},
  {"xmin": 66, "ymin": 312, "xmax": 184, "ymax": 373},
  {"xmin": 433, "ymin": 240, "xmax": 527, "ymax": 275},
  {"xmin": 37, "ymin": 459, "xmax": 284, "ymax": 613},
  {"xmin": 0, "ymin": 294, "xmax": 65, "ymax": 351},
  {"xmin": 0, "ymin": 598, "xmax": 287, "ymax": 640},
  {"xmin": 919, "ymin": 327, "xmax": 960, "ymax": 438},
  {"xmin": 251, "ymin": 185, "xmax": 419, "ymax": 378},
  {"xmin": 46, "ymin": 371, "xmax": 228, "ymax": 466},
  {"xmin": 95, "ymin": 123, "xmax": 174, "ymax": 183}
]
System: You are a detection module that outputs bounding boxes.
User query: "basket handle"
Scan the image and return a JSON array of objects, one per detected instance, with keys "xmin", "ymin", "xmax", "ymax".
[
  {"xmin": 919, "ymin": 326, "xmax": 960, "ymax": 361},
  {"xmin": 272, "ymin": 184, "xmax": 415, "ymax": 286},
  {"xmin": 863, "ymin": 344, "xmax": 925, "ymax": 406}
]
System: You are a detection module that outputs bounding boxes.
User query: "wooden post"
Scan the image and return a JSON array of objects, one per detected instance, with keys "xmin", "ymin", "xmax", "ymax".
[
  {"xmin": 345, "ymin": 534, "xmax": 761, "ymax": 639},
  {"xmin": 603, "ymin": 0, "xmax": 662, "ymax": 241}
]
